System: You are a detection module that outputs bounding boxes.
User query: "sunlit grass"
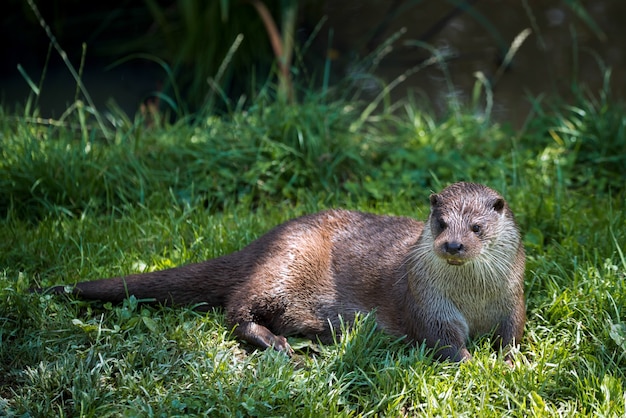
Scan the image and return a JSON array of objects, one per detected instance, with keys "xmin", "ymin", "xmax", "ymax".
[{"xmin": 1, "ymin": 87, "xmax": 625, "ymax": 416}]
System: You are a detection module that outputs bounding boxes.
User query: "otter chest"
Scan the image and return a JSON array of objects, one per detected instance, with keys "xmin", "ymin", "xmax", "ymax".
[
  {"xmin": 438, "ymin": 268, "xmax": 509, "ymax": 336},
  {"xmin": 451, "ymin": 294, "xmax": 504, "ymax": 336}
]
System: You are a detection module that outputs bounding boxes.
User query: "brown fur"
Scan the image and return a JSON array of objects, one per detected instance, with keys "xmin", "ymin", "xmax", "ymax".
[{"xmin": 46, "ymin": 182, "xmax": 525, "ymax": 361}]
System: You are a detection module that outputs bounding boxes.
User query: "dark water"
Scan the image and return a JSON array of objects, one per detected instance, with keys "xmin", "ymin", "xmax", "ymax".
[
  {"xmin": 317, "ymin": 0, "xmax": 625, "ymax": 128},
  {"xmin": 1, "ymin": 1, "xmax": 623, "ymax": 127}
]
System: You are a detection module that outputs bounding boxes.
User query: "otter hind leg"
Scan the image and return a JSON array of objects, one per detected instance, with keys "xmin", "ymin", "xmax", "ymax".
[{"xmin": 234, "ymin": 321, "xmax": 294, "ymax": 355}]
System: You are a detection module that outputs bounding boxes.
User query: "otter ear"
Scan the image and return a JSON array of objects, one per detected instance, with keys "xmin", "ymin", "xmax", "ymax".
[
  {"xmin": 429, "ymin": 193, "xmax": 440, "ymax": 207},
  {"xmin": 492, "ymin": 198, "xmax": 505, "ymax": 213}
]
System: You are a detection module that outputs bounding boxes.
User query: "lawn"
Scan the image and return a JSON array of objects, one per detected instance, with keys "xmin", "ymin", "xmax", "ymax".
[{"xmin": 1, "ymin": 85, "xmax": 625, "ymax": 416}]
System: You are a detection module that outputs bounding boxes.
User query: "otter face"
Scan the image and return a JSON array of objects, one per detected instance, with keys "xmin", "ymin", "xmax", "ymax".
[{"xmin": 428, "ymin": 183, "xmax": 507, "ymax": 266}]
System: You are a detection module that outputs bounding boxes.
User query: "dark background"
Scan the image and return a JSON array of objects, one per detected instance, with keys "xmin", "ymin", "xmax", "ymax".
[{"xmin": 2, "ymin": 0, "xmax": 624, "ymax": 127}]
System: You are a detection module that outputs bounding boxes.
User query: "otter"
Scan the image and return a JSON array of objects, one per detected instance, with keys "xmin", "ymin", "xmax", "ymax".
[{"xmin": 46, "ymin": 182, "xmax": 525, "ymax": 361}]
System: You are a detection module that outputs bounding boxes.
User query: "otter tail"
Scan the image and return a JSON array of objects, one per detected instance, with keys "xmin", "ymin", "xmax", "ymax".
[{"xmin": 45, "ymin": 257, "xmax": 242, "ymax": 310}]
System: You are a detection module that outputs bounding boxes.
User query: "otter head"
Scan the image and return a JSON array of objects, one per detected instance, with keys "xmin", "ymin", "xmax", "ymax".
[{"xmin": 428, "ymin": 182, "xmax": 510, "ymax": 266}]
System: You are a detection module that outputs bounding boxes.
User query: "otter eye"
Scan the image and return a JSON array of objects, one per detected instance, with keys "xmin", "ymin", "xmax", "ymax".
[
  {"xmin": 471, "ymin": 224, "xmax": 481, "ymax": 234},
  {"xmin": 438, "ymin": 219, "xmax": 447, "ymax": 230}
]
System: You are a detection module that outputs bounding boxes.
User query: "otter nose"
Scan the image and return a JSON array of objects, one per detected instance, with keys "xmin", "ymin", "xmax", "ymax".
[{"xmin": 444, "ymin": 241, "xmax": 464, "ymax": 255}]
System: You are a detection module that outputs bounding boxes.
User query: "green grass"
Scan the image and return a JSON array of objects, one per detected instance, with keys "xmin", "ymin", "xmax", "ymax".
[{"xmin": 1, "ymin": 87, "xmax": 625, "ymax": 416}]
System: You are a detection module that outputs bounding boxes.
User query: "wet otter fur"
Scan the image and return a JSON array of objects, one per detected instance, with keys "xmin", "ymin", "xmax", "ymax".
[{"xmin": 46, "ymin": 182, "xmax": 525, "ymax": 361}]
